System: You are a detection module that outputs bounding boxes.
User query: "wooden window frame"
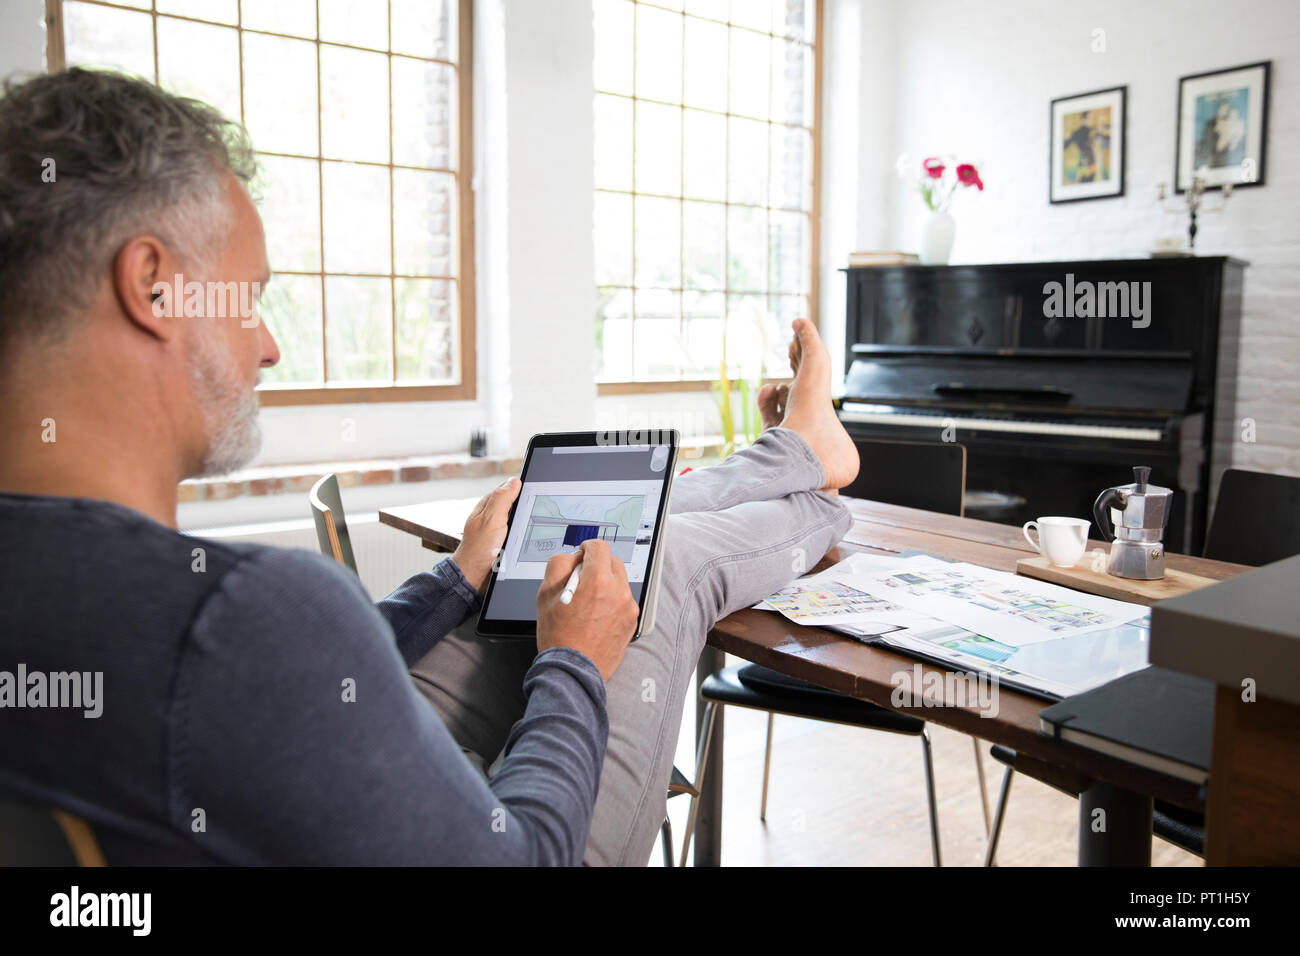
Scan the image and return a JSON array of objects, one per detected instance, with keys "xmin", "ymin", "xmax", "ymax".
[
  {"xmin": 45, "ymin": 0, "xmax": 476, "ymax": 407},
  {"xmin": 594, "ymin": 0, "xmax": 823, "ymax": 397}
]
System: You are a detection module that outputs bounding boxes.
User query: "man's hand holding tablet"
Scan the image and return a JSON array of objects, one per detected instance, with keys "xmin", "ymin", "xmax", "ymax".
[
  {"xmin": 451, "ymin": 476, "xmax": 521, "ymax": 591},
  {"xmin": 536, "ymin": 538, "xmax": 639, "ymax": 681}
]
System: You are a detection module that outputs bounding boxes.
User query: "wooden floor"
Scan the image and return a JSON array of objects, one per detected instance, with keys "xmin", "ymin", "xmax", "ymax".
[{"xmin": 657, "ymin": 656, "xmax": 1201, "ymax": 867}]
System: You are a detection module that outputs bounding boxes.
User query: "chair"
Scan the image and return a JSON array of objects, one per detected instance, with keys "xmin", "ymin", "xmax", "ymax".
[
  {"xmin": 309, "ymin": 473, "xmax": 358, "ymax": 575},
  {"xmin": 679, "ymin": 438, "xmax": 978, "ymax": 866},
  {"xmin": 1202, "ymin": 468, "xmax": 1300, "ymax": 566},
  {"xmin": 660, "ymin": 767, "xmax": 699, "ymax": 867},
  {"xmin": 841, "ymin": 437, "xmax": 967, "ymax": 516},
  {"xmin": 0, "ymin": 799, "xmax": 107, "ymax": 866},
  {"xmin": 982, "ymin": 468, "xmax": 1300, "ymax": 865},
  {"xmin": 981, "ymin": 745, "xmax": 1204, "ymax": 864}
]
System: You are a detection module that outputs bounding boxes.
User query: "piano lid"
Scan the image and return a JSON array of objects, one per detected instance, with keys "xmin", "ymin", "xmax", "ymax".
[{"xmin": 843, "ymin": 349, "xmax": 1194, "ymax": 417}]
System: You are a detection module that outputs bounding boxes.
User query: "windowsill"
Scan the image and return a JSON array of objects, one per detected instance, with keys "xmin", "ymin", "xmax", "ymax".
[
  {"xmin": 177, "ymin": 437, "xmax": 732, "ymax": 503},
  {"xmin": 178, "ymin": 451, "xmax": 519, "ymax": 503},
  {"xmin": 257, "ymin": 382, "xmax": 476, "ymax": 406}
]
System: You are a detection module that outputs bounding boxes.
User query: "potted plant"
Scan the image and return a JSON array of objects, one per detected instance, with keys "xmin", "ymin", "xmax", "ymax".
[{"xmin": 712, "ymin": 306, "xmax": 770, "ymax": 459}]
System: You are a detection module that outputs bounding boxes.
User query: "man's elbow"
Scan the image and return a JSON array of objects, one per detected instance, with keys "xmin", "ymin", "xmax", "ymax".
[{"xmin": 492, "ymin": 803, "xmax": 592, "ymax": 866}]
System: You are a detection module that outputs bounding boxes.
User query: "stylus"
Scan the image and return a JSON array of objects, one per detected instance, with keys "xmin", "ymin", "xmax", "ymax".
[{"xmin": 560, "ymin": 564, "xmax": 582, "ymax": 605}]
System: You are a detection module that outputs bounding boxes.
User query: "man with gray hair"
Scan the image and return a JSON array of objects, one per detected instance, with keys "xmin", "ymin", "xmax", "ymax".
[{"xmin": 0, "ymin": 68, "xmax": 859, "ymax": 864}]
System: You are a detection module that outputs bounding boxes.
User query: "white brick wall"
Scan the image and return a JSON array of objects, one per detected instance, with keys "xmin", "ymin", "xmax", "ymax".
[{"xmin": 879, "ymin": 0, "xmax": 1300, "ymax": 481}]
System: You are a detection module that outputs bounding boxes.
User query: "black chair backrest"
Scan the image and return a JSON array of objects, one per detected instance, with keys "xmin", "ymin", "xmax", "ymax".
[
  {"xmin": 1204, "ymin": 468, "xmax": 1300, "ymax": 566},
  {"xmin": 841, "ymin": 438, "xmax": 967, "ymax": 517},
  {"xmin": 309, "ymin": 473, "xmax": 359, "ymax": 575},
  {"xmin": 0, "ymin": 800, "xmax": 80, "ymax": 866}
]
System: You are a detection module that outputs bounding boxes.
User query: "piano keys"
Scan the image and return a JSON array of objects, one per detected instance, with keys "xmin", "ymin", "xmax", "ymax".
[{"xmin": 838, "ymin": 403, "xmax": 1166, "ymax": 444}]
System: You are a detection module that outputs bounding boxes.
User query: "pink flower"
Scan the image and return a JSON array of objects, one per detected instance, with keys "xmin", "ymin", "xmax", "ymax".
[
  {"xmin": 922, "ymin": 156, "xmax": 945, "ymax": 179},
  {"xmin": 957, "ymin": 163, "xmax": 984, "ymax": 191}
]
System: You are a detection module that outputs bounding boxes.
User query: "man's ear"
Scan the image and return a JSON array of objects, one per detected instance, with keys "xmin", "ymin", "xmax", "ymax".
[{"xmin": 113, "ymin": 235, "xmax": 180, "ymax": 342}]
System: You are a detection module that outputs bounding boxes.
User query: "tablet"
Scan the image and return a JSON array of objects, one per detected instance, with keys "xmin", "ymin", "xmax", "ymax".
[{"xmin": 476, "ymin": 430, "xmax": 680, "ymax": 640}]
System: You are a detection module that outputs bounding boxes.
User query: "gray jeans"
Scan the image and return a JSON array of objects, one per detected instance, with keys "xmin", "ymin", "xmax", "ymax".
[{"xmin": 408, "ymin": 426, "xmax": 852, "ymax": 865}]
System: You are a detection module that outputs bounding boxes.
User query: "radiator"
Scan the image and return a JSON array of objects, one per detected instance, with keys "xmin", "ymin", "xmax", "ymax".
[{"xmin": 191, "ymin": 513, "xmax": 445, "ymax": 601}]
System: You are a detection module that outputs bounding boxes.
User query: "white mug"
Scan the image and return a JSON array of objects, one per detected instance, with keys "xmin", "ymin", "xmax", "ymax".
[{"xmin": 1023, "ymin": 516, "xmax": 1090, "ymax": 567}]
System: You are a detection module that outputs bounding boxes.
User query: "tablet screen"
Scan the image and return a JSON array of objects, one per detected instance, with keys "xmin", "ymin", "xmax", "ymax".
[{"xmin": 478, "ymin": 433, "xmax": 677, "ymax": 634}]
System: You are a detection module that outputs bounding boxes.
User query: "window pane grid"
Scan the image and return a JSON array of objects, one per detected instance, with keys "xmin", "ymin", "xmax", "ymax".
[
  {"xmin": 595, "ymin": 0, "xmax": 818, "ymax": 384},
  {"xmin": 594, "ymin": 90, "xmax": 814, "ymax": 133},
  {"xmin": 68, "ymin": 0, "xmax": 461, "ymax": 65},
  {"xmin": 629, "ymin": 1, "xmax": 815, "ymax": 44},
  {"xmin": 62, "ymin": 0, "xmax": 464, "ymax": 388}
]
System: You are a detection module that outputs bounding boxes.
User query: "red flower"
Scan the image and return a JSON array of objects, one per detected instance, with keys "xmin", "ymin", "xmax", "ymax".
[
  {"xmin": 957, "ymin": 163, "xmax": 984, "ymax": 190},
  {"xmin": 922, "ymin": 156, "xmax": 945, "ymax": 178}
]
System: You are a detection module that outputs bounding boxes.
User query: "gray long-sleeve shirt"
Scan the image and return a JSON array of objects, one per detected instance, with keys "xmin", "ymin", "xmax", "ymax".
[{"xmin": 0, "ymin": 492, "xmax": 608, "ymax": 864}]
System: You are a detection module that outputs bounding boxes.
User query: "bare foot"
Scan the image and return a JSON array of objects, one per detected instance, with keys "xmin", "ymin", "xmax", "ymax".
[
  {"xmin": 779, "ymin": 318, "xmax": 859, "ymax": 492},
  {"xmin": 757, "ymin": 383, "xmax": 789, "ymax": 430}
]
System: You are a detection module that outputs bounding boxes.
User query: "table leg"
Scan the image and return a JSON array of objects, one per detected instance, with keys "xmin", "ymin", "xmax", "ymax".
[
  {"xmin": 693, "ymin": 645, "xmax": 725, "ymax": 866},
  {"xmin": 1077, "ymin": 782, "xmax": 1152, "ymax": 866}
]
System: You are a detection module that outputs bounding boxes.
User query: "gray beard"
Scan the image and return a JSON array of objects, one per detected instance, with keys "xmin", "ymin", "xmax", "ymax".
[{"xmin": 188, "ymin": 323, "xmax": 262, "ymax": 478}]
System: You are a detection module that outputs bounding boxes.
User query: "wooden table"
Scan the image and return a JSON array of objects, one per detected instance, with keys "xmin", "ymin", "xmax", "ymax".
[
  {"xmin": 379, "ymin": 495, "xmax": 1249, "ymax": 866},
  {"xmin": 380, "ymin": 498, "xmax": 480, "ymax": 554}
]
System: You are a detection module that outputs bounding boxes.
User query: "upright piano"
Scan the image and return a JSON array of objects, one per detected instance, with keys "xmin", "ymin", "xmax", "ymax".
[{"xmin": 837, "ymin": 256, "xmax": 1245, "ymax": 555}]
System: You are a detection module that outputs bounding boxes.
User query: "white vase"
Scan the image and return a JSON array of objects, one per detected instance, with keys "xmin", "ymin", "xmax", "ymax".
[{"xmin": 919, "ymin": 210, "xmax": 956, "ymax": 265}]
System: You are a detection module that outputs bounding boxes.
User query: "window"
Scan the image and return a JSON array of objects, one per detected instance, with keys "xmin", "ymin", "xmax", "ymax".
[
  {"xmin": 49, "ymin": 0, "xmax": 475, "ymax": 405},
  {"xmin": 593, "ymin": 0, "xmax": 821, "ymax": 390}
]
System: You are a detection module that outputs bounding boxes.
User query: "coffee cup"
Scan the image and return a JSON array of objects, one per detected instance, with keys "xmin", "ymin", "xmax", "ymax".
[{"xmin": 1023, "ymin": 516, "xmax": 1090, "ymax": 567}]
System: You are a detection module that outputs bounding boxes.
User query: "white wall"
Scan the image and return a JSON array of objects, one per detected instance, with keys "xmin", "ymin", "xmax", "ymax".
[
  {"xmin": 485, "ymin": 0, "xmax": 598, "ymax": 450},
  {"xmin": 839, "ymin": 0, "xmax": 1300, "ymax": 477},
  {"xmin": 818, "ymin": 0, "xmax": 899, "ymax": 389},
  {"xmin": 0, "ymin": 0, "xmax": 46, "ymax": 76}
]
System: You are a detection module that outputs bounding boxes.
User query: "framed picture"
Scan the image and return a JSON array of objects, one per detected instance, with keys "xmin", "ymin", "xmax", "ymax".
[
  {"xmin": 1176, "ymin": 61, "xmax": 1270, "ymax": 192},
  {"xmin": 1049, "ymin": 85, "xmax": 1126, "ymax": 203}
]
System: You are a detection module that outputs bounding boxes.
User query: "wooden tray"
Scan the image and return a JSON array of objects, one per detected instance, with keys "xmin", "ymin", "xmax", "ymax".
[{"xmin": 1015, "ymin": 555, "xmax": 1218, "ymax": 606}]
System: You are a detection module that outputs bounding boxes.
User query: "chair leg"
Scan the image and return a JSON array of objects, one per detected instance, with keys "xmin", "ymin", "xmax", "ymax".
[
  {"xmin": 983, "ymin": 767, "xmax": 1015, "ymax": 867},
  {"xmin": 660, "ymin": 816, "xmax": 674, "ymax": 868},
  {"xmin": 678, "ymin": 700, "xmax": 720, "ymax": 868},
  {"xmin": 971, "ymin": 736, "xmax": 991, "ymax": 835},
  {"xmin": 920, "ymin": 728, "xmax": 941, "ymax": 866},
  {"xmin": 759, "ymin": 712, "xmax": 775, "ymax": 822}
]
